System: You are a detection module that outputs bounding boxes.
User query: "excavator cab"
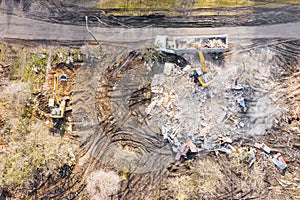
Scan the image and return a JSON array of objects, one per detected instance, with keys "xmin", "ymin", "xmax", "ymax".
[{"xmin": 193, "ymin": 69, "xmax": 213, "ymax": 87}]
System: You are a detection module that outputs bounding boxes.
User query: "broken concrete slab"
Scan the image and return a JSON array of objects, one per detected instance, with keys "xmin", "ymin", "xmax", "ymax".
[
  {"xmin": 254, "ymin": 143, "xmax": 271, "ymax": 153},
  {"xmin": 155, "ymin": 35, "xmax": 168, "ymax": 49},
  {"xmin": 163, "ymin": 62, "xmax": 174, "ymax": 76}
]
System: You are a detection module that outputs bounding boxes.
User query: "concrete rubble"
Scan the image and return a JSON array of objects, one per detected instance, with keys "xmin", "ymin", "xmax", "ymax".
[
  {"xmin": 254, "ymin": 143, "xmax": 288, "ymax": 171},
  {"xmin": 145, "ymin": 41, "xmax": 289, "ymax": 173},
  {"xmin": 145, "ymin": 54, "xmax": 241, "ymax": 161}
]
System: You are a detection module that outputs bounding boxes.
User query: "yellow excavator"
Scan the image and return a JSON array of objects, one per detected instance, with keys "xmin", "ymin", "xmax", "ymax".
[
  {"xmin": 192, "ymin": 44, "xmax": 213, "ymax": 87},
  {"xmin": 49, "ymin": 73, "xmax": 71, "ymax": 119}
]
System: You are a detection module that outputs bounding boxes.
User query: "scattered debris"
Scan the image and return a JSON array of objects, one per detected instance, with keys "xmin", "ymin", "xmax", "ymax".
[
  {"xmin": 249, "ymin": 147, "xmax": 256, "ymax": 167},
  {"xmin": 175, "ymin": 144, "xmax": 190, "ymax": 161},
  {"xmin": 214, "ymin": 145, "xmax": 233, "ymax": 154},
  {"xmin": 272, "ymin": 153, "xmax": 287, "ymax": 170},
  {"xmin": 163, "ymin": 62, "xmax": 174, "ymax": 76},
  {"xmin": 39, "ymin": 54, "xmax": 46, "ymax": 60},
  {"xmin": 238, "ymin": 97, "xmax": 246, "ymax": 112},
  {"xmin": 254, "ymin": 142, "xmax": 271, "ymax": 153},
  {"xmin": 186, "ymin": 139, "xmax": 197, "ymax": 153}
]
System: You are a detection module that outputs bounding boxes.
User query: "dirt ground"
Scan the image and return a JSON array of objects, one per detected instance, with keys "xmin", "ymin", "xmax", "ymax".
[
  {"xmin": 78, "ymin": 39, "xmax": 299, "ymax": 200},
  {"xmin": 0, "ymin": 38, "xmax": 299, "ymax": 200},
  {"xmin": 31, "ymin": 39, "xmax": 299, "ymax": 199}
]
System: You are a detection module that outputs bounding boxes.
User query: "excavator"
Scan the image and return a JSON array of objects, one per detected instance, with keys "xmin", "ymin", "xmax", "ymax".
[
  {"xmin": 48, "ymin": 73, "xmax": 72, "ymax": 120},
  {"xmin": 192, "ymin": 44, "xmax": 213, "ymax": 87}
]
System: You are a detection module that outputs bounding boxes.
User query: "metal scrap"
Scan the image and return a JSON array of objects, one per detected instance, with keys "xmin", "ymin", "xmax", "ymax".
[
  {"xmin": 272, "ymin": 153, "xmax": 287, "ymax": 170},
  {"xmin": 175, "ymin": 144, "xmax": 190, "ymax": 161},
  {"xmin": 254, "ymin": 142, "xmax": 271, "ymax": 153}
]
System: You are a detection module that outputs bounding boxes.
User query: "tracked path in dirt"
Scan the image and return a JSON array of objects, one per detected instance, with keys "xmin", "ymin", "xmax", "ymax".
[
  {"xmin": 43, "ymin": 38, "xmax": 297, "ymax": 200},
  {"xmin": 37, "ymin": 47, "xmax": 172, "ymax": 199},
  {"xmin": 1, "ymin": 0, "xmax": 300, "ymax": 28},
  {"xmin": 84, "ymin": 39, "xmax": 299, "ymax": 199},
  {"xmin": 7, "ymin": 39, "xmax": 297, "ymax": 199}
]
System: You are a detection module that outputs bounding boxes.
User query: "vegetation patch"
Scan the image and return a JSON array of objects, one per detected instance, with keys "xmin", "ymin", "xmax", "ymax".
[
  {"xmin": 0, "ymin": 43, "xmax": 80, "ymax": 198},
  {"xmin": 97, "ymin": 0, "xmax": 256, "ymax": 9}
]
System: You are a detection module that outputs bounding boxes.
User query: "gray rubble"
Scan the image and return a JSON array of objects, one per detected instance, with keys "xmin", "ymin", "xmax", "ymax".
[{"xmin": 145, "ymin": 43, "xmax": 285, "ymax": 161}]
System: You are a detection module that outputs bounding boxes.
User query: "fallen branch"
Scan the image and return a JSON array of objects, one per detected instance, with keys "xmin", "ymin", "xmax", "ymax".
[
  {"xmin": 216, "ymin": 188, "xmax": 242, "ymax": 199},
  {"xmin": 0, "ymin": 62, "xmax": 10, "ymax": 68}
]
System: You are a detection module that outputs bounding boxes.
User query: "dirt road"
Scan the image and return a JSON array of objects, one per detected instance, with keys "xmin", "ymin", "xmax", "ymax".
[{"xmin": 1, "ymin": 13, "xmax": 300, "ymax": 46}]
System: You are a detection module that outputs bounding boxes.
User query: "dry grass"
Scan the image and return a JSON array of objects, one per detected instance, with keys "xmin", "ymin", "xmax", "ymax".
[
  {"xmin": 86, "ymin": 170, "xmax": 121, "ymax": 200},
  {"xmin": 167, "ymin": 150, "xmax": 272, "ymax": 199},
  {"xmin": 1, "ymin": 121, "xmax": 74, "ymax": 183},
  {"xmin": 0, "ymin": 82, "xmax": 31, "ymax": 137},
  {"xmin": 194, "ymin": 158, "xmax": 224, "ymax": 196},
  {"xmin": 170, "ymin": 175, "xmax": 195, "ymax": 200},
  {"xmin": 169, "ymin": 159, "xmax": 224, "ymax": 199},
  {"xmin": 97, "ymin": 0, "xmax": 256, "ymax": 9},
  {"xmin": 0, "ymin": 49, "xmax": 77, "ymax": 196}
]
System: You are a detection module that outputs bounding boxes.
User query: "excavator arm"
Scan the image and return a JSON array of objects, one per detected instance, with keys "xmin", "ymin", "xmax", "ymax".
[
  {"xmin": 198, "ymin": 49, "xmax": 207, "ymax": 73},
  {"xmin": 53, "ymin": 74, "xmax": 60, "ymax": 104},
  {"xmin": 193, "ymin": 44, "xmax": 207, "ymax": 74}
]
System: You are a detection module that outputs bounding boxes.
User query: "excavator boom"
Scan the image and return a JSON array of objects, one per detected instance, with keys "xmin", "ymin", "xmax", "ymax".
[
  {"xmin": 193, "ymin": 44, "xmax": 208, "ymax": 74},
  {"xmin": 53, "ymin": 74, "xmax": 60, "ymax": 104},
  {"xmin": 198, "ymin": 49, "xmax": 207, "ymax": 73}
]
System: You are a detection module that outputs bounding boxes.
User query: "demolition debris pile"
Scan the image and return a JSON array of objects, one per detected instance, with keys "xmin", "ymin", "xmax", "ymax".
[
  {"xmin": 139, "ymin": 39, "xmax": 299, "ymax": 198},
  {"xmin": 146, "ymin": 36, "xmax": 284, "ymax": 162},
  {"xmin": 86, "ymin": 38, "xmax": 299, "ymax": 199}
]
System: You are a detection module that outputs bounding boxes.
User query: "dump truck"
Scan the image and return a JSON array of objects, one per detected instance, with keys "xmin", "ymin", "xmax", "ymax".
[{"xmin": 155, "ymin": 35, "xmax": 228, "ymax": 54}]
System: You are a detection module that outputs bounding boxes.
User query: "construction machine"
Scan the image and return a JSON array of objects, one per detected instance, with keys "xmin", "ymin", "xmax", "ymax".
[
  {"xmin": 192, "ymin": 44, "xmax": 213, "ymax": 87},
  {"xmin": 49, "ymin": 73, "xmax": 72, "ymax": 119}
]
